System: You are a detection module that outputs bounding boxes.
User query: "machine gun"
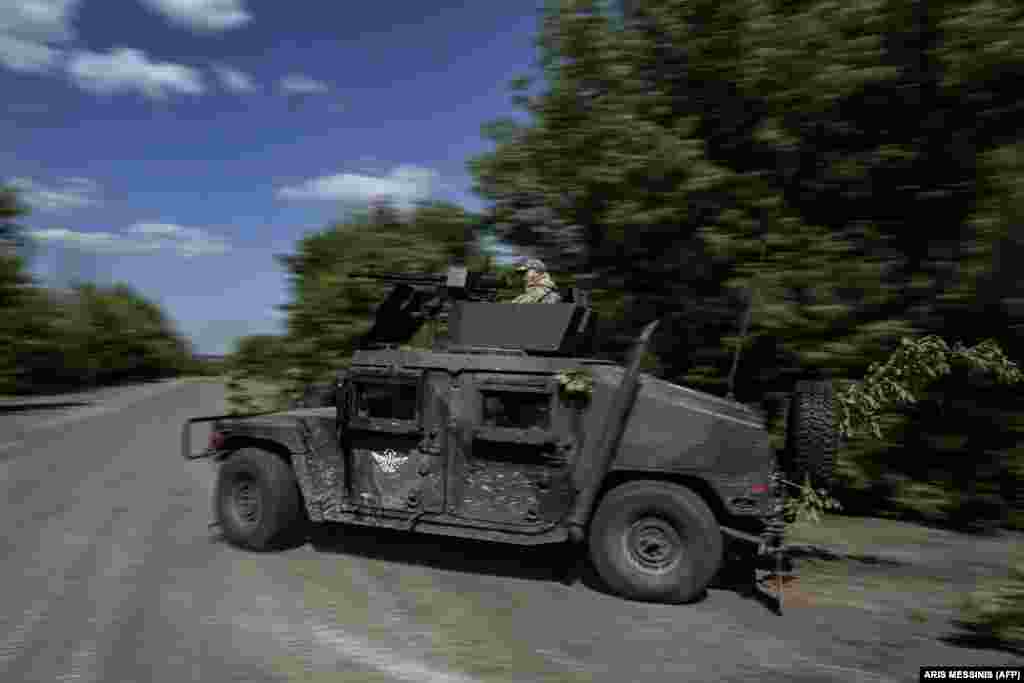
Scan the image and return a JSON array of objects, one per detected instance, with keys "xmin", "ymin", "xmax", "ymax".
[
  {"xmin": 350, "ymin": 265, "xmax": 503, "ymax": 348},
  {"xmin": 350, "ymin": 266, "xmax": 502, "ymax": 302}
]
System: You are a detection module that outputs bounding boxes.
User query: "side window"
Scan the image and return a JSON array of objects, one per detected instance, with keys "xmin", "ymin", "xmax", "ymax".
[
  {"xmin": 480, "ymin": 390, "xmax": 551, "ymax": 430},
  {"xmin": 354, "ymin": 381, "xmax": 418, "ymax": 421}
]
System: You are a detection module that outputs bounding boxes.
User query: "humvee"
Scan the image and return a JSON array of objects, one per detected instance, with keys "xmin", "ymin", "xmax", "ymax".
[{"xmin": 183, "ymin": 266, "xmax": 837, "ymax": 605}]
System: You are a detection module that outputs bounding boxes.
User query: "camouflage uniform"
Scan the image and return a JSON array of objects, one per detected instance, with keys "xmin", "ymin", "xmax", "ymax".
[{"xmin": 512, "ymin": 258, "xmax": 561, "ymax": 304}]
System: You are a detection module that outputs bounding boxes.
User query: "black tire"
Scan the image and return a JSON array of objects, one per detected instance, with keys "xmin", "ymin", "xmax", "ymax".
[
  {"xmin": 589, "ymin": 481, "xmax": 723, "ymax": 604},
  {"xmin": 782, "ymin": 380, "xmax": 839, "ymax": 488},
  {"xmin": 216, "ymin": 447, "xmax": 307, "ymax": 551}
]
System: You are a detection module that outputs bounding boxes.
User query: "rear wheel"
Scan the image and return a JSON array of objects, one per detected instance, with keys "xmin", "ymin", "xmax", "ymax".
[
  {"xmin": 589, "ymin": 481, "xmax": 723, "ymax": 603},
  {"xmin": 216, "ymin": 447, "xmax": 307, "ymax": 550}
]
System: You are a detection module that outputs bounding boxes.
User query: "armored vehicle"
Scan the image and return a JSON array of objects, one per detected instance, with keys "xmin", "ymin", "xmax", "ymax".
[{"xmin": 183, "ymin": 266, "xmax": 836, "ymax": 606}]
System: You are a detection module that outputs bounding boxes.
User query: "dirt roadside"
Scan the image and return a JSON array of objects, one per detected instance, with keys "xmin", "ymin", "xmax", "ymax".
[{"xmin": 766, "ymin": 516, "xmax": 1022, "ymax": 657}]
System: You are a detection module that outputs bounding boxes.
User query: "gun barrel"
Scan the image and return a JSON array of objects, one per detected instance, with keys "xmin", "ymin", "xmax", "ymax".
[
  {"xmin": 350, "ymin": 272, "xmax": 445, "ymax": 284},
  {"xmin": 350, "ymin": 271, "xmax": 500, "ymax": 291}
]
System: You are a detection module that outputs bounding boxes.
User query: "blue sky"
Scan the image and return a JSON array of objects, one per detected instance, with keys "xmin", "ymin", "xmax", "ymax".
[{"xmin": 2, "ymin": 0, "xmax": 542, "ymax": 354}]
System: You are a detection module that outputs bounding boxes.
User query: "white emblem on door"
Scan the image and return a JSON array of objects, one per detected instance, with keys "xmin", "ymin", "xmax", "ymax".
[{"xmin": 371, "ymin": 449, "xmax": 406, "ymax": 473}]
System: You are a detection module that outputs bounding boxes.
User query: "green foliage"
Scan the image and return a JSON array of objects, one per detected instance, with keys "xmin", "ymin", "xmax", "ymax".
[
  {"xmin": 230, "ymin": 335, "xmax": 290, "ymax": 380},
  {"xmin": 224, "ymin": 198, "xmax": 492, "ymax": 412},
  {"xmin": 187, "ymin": 357, "xmax": 227, "ymax": 376},
  {"xmin": 836, "ymin": 336, "xmax": 1024, "ymax": 439},
  {"xmin": 274, "ymin": 199, "xmax": 455, "ymax": 389},
  {"xmin": 469, "ymin": 0, "xmax": 1024, "ymax": 535},
  {"xmin": 777, "ymin": 474, "xmax": 843, "ymax": 525},
  {"xmin": 557, "ymin": 368, "xmax": 594, "ymax": 401},
  {"xmin": 224, "ymin": 372, "xmax": 265, "ymax": 415},
  {"xmin": 0, "ymin": 186, "xmax": 190, "ymax": 394},
  {"xmin": 845, "ymin": 335, "xmax": 1023, "ymax": 529}
]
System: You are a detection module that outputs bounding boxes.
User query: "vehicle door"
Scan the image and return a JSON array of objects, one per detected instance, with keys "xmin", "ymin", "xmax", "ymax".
[
  {"xmin": 451, "ymin": 373, "xmax": 577, "ymax": 527},
  {"xmin": 345, "ymin": 368, "xmax": 445, "ymax": 514}
]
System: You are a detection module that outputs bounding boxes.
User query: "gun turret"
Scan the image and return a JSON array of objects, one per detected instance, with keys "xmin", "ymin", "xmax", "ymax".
[
  {"xmin": 351, "ymin": 265, "xmax": 600, "ymax": 356},
  {"xmin": 352, "ymin": 265, "xmax": 503, "ymax": 348}
]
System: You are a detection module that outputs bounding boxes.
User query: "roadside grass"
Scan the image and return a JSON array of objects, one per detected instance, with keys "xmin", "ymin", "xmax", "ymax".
[
  {"xmin": 285, "ymin": 555, "xmax": 590, "ymax": 683},
  {"xmin": 789, "ymin": 554, "xmax": 953, "ymax": 616},
  {"xmin": 784, "ymin": 515, "xmax": 947, "ymax": 613},
  {"xmin": 783, "ymin": 514, "xmax": 1023, "ymax": 637},
  {"xmin": 786, "ymin": 514, "xmax": 946, "ymax": 555},
  {"xmin": 953, "ymin": 552, "xmax": 1024, "ymax": 654}
]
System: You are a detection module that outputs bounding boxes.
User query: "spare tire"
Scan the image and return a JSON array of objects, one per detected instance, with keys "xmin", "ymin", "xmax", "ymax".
[{"xmin": 781, "ymin": 380, "xmax": 838, "ymax": 489}]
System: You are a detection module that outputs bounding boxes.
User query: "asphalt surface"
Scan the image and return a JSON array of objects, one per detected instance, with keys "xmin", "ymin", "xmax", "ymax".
[{"xmin": 0, "ymin": 380, "xmax": 1020, "ymax": 682}]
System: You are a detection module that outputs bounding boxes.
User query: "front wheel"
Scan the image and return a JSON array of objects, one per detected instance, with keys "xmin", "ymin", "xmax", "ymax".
[
  {"xmin": 589, "ymin": 481, "xmax": 723, "ymax": 604},
  {"xmin": 215, "ymin": 447, "xmax": 307, "ymax": 551}
]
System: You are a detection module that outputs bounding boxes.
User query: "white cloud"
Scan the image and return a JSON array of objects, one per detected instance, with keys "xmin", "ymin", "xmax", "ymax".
[
  {"xmin": 125, "ymin": 221, "xmax": 230, "ymax": 256},
  {"xmin": 28, "ymin": 228, "xmax": 160, "ymax": 254},
  {"xmin": 67, "ymin": 48, "xmax": 204, "ymax": 99},
  {"xmin": 213, "ymin": 63, "xmax": 255, "ymax": 93},
  {"xmin": 0, "ymin": 0, "xmax": 80, "ymax": 73},
  {"xmin": 28, "ymin": 221, "xmax": 230, "ymax": 258},
  {"xmin": 125, "ymin": 222, "xmax": 187, "ymax": 237},
  {"xmin": 276, "ymin": 165, "xmax": 440, "ymax": 208},
  {"xmin": 0, "ymin": 33, "xmax": 59, "ymax": 71},
  {"xmin": 140, "ymin": 0, "xmax": 250, "ymax": 32},
  {"xmin": 8, "ymin": 176, "xmax": 101, "ymax": 212},
  {"xmin": 278, "ymin": 73, "xmax": 328, "ymax": 95}
]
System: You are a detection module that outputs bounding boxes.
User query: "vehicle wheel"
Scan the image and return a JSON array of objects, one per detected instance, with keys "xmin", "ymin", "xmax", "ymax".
[
  {"xmin": 782, "ymin": 380, "xmax": 839, "ymax": 489},
  {"xmin": 216, "ymin": 447, "xmax": 307, "ymax": 551},
  {"xmin": 589, "ymin": 481, "xmax": 723, "ymax": 604}
]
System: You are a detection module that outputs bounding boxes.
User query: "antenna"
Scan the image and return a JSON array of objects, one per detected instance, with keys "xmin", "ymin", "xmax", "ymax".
[{"xmin": 725, "ymin": 235, "xmax": 768, "ymax": 401}]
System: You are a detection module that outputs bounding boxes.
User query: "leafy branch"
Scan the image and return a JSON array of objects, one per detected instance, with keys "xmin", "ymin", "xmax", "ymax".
[
  {"xmin": 775, "ymin": 474, "xmax": 843, "ymax": 525},
  {"xmin": 783, "ymin": 336, "xmax": 1020, "ymax": 524},
  {"xmin": 557, "ymin": 367, "xmax": 594, "ymax": 401},
  {"xmin": 836, "ymin": 336, "xmax": 1023, "ymax": 440}
]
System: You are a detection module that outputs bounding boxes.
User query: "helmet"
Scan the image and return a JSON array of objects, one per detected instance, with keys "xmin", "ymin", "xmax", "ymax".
[{"xmin": 515, "ymin": 258, "xmax": 548, "ymax": 273}]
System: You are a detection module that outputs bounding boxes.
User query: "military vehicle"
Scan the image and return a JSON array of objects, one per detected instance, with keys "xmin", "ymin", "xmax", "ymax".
[{"xmin": 183, "ymin": 266, "xmax": 837, "ymax": 606}]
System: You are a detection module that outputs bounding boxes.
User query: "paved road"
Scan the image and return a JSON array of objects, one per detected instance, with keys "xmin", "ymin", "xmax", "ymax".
[{"xmin": 0, "ymin": 381, "xmax": 1019, "ymax": 682}]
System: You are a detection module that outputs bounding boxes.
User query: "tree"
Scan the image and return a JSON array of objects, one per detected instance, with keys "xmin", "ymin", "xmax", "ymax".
[
  {"xmin": 229, "ymin": 334, "xmax": 290, "ymax": 380},
  {"xmin": 223, "ymin": 199, "xmax": 491, "ymax": 412},
  {"xmin": 0, "ymin": 184, "xmax": 43, "ymax": 393},
  {"xmin": 469, "ymin": 0, "xmax": 1024, "ymax": 527},
  {"xmin": 0, "ymin": 185, "xmax": 27, "ymax": 243},
  {"xmin": 57, "ymin": 282, "xmax": 191, "ymax": 388}
]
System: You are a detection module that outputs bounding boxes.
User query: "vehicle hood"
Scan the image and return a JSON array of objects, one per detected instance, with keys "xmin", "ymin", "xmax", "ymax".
[{"xmin": 587, "ymin": 366, "xmax": 771, "ymax": 474}]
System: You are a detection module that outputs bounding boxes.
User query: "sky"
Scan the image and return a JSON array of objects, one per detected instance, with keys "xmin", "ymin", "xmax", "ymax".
[{"xmin": 2, "ymin": 0, "xmax": 543, "ymax": 354}]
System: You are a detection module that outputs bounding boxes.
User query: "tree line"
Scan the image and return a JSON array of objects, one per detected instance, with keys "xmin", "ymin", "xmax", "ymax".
[{"xmin": 0, "ymin": 188, "xmax": 197, "ymax": 394}]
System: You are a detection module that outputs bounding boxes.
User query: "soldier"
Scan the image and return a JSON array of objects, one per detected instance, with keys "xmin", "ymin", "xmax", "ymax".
[{"xmin": 511, "ymin": 258, "xmax": 562, "ymax": 304}]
